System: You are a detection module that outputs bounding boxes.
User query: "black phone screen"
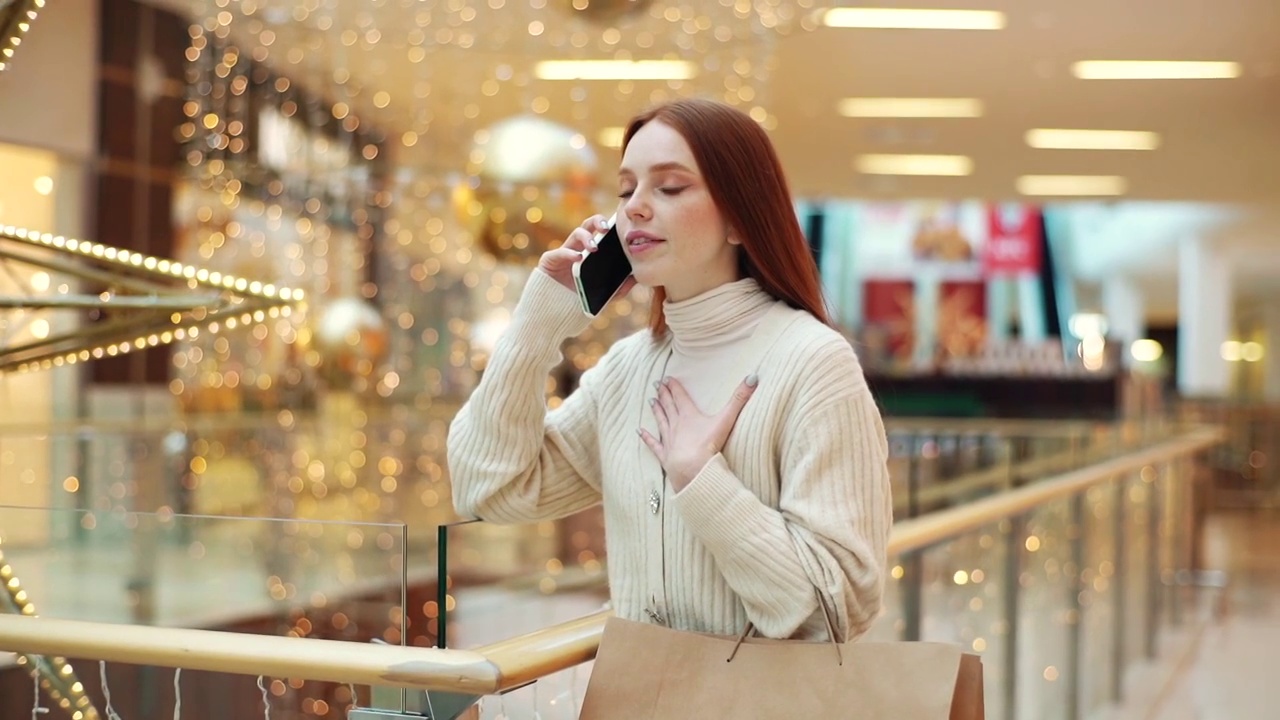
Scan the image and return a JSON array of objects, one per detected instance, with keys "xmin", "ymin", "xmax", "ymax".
[{"xmin": 575, "ymin": 225, "xmax": 633, "ymax": 316}]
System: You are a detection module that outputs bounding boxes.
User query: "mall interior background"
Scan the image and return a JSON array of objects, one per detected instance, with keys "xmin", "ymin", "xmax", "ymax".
[{"xmin": 0, "ymin": 0, "xmax": 1278, "ymax": 718}]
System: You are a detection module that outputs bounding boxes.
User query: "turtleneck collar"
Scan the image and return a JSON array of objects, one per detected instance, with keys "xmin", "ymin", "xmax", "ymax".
[{"xmin": 662, "ymin": 277, "xmax": 776, "ymax": 354}]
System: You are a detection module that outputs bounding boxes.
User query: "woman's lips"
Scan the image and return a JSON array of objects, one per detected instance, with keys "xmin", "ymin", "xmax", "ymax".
[{"xmin": 625, "ymin": 230, "xmax": 664, "ymax": 255}]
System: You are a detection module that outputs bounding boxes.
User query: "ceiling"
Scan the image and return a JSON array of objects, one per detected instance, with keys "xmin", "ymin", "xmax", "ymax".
[
  {"xmin": 156, "ymin": 0, "xmax": 1280, "ymax": 203},
  {"xmin": 769, "ymin": 0, "xmax": 1280, "ymax": 204}
]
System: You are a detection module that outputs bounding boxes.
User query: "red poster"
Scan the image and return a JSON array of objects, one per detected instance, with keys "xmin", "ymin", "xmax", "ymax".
[
  {"xmin": 862, "ymin": 280, "xmax": 915, "ymax": 362},
  {"xmin": 984, "ymin": 205, "xmax": 1042, "ymax": 276},
  {"xmin": 938, "ymin": 281, "xmax": 987, "ymax": 358}
]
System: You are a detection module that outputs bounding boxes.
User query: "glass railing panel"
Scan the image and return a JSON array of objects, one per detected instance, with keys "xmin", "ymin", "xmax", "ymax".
[
  {"xmin": 915, "ymin": 520, "xmax": 1011, "ymax": 720},
  {"xmin": 863, "ymin": 559, "xmax": 906, "ymax": 641},
  {"xmin": 0, "ymin": 407, "xmax": 460, "ymax": 550},
  {"xmin": 1014, "ymin": 497, "xmax": 1074, "ymax": 720},
  {"xmin": 434, "ymin": 515, "xmax": 608, "ymax": 650},
  {"xmin": 1079, "ymin": 479, "xmax": 1120, "ymax": 716},
  {"xmin": 1122, "ymin": 472, "xmax": 1156, "ymax": 673},
  {"xmin": 0, "ymin": 505, "xmax": 406, "ymax": 719}
]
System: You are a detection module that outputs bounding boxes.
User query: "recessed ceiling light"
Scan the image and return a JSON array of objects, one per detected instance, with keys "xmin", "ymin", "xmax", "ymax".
[
  {"xmin": 533, "ymin": 60, "xmax": 697, "ymax": 81},
  {"xmin": 1025, "ymin": 129, "xmax": 1160, "ymax": 150},
  {"xmin": 855, "ymin": 154, "xmax": 973, "ymax": 176},
  {"xmin": 1016, "ymin": 175, "xmax": 1128, "ymax": 196},
  {"xmin": 1071, "ymin": 61, "xmax": 1241, "ymax": 80},
  {"xmin": 822, "ymin": 8, "xmax": 1005, "ymax": 30},
  {"xmin": 838, "ymin": 97, "xmax": 984, "ymax": 118}
]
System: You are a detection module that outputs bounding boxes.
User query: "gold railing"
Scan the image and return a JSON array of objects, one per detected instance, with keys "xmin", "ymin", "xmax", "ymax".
[{"xmin": 0, "ymin": 426, "xmax": 1223, "ymax": 717}]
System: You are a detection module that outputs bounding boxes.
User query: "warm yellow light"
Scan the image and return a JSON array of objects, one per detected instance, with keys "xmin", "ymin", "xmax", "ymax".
[
  {"xmin": 855, "ymin": 154, "xmax": 973, "ymax": 176},
  {"xmin": 597, "ymin": 126, "xmax": 625, "ymax": 148},
  {"xmin": 822, "ymin": 8, "xmax": 1005, "ymax": 30},
  {"xmin": 1241, "ymin": 342, "xmax": 1265, "ymax": 363},
  {"xmin": 1026, "ymin": 128, "xmax": 1160, "ymax": 150},
  {"xmin": 838, "ymin": 97, "xmax": 983, "ymax": 118},
  {"xmin": 1130, "ymin": 339, "xmax": 1164, "ymax": 363},
  {"xmin": 1071, "ymin": 61, "xmax": 1241, "ymax": 80},
  {"xmin": 534, "ymin": 59, "xmax": 697, "ymax": 81},
  {"xmin": 1016, "ymin": 175, "xmax": 1127, "ymax": 196}
]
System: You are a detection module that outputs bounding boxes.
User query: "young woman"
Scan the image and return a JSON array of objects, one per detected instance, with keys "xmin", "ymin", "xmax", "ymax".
[{"xmin": 447, "ymin": 99, "xmax": 892, "ymax": 642}]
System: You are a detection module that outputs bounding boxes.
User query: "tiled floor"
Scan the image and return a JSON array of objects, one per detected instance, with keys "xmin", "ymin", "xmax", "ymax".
[
  {"xmin": 1106, "ymin": 509, "xmax": 1280, "ymax": 720},
  {"xmin": 1148, "ymin": 510, "xmax": 1280, "ymax": 720}
]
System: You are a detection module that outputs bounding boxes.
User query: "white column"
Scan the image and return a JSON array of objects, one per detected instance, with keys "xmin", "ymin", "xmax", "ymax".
[
  {"xmin": 1177, "ymin": 237, "xmax": 1232, "ymax": 397},
  {"xmin": 986, "ymin": 277, "xmax": 1014, "ymax": 343},
  {"xmin": 1102, "ymin": 276, "xmax": 1145, "ymax": 362},
  {"xmin": 1262, "ymin": 302, "xmax": 1280, "ymax": 402},
  {"xmin": 1016, "ymin": 276, "xmax": 1047, "ymax": 342},
  {"xmin": 913, "ymin": 269, "xmax": 940, "ymax": 365}
]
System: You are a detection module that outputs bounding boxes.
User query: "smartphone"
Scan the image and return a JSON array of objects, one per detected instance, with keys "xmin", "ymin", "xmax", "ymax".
[{"xmin": 572, "ymin": 214, "xmax": 633, "ymax": 317}]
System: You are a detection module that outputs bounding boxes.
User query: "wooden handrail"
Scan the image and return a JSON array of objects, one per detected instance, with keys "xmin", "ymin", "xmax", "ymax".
[
  {"xmin": 0, "ymin": 611, "xmax": 613, "ymax": 695},
  {"xmin": 888, "ymin": 426, "xmax": 1222, "ymax": 555},
  {"xmin": 0, "ymin": 426, "xmax": 1222, "ymax": 695}
]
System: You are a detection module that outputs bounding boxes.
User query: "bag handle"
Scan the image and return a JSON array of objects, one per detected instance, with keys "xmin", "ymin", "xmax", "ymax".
[{"xmin": 726, "ymin": 588, "xmax": 843, "ymax": 666}]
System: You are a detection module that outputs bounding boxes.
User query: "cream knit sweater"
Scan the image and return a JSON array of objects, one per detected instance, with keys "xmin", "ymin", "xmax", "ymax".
[{"xmin": 447, "ymin": 271, "xmax": 892, "ymax": 641}]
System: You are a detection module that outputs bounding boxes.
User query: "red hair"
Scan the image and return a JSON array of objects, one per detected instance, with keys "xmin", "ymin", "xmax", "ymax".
[{"xmin": 622, "ymin": 98, "xmax": 830, "ymax": 337}]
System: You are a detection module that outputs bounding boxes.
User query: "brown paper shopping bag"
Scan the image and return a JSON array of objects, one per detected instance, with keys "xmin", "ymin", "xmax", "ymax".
[{"xmin": 580, "ymin": 617, "xmax": 983, "ymax": 720}]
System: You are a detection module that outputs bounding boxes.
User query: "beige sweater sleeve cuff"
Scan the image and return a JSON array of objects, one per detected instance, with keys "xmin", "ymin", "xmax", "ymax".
[
  {"xmin": 507, "ymin": 269, "xmax": 593, "ymax": 345},
  {"xmin": 671, "ymin": 454, "xmax": 760, "ymax": 554}
]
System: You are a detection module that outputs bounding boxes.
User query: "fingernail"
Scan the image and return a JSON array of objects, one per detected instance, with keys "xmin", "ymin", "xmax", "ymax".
[
  {"xmin": 636, "ymin": 427, "xmax": 643, "ymax": 436},
  {"xmin": 745, "ymin": 374, "xmax": 759, "ymax": 388},
  {"xmin": 652, "ymin": 380, "xmax": 660, "ymax": 389},
  {"xmin": 648, "ymin": 398, "xmax": 656, "ymax": 407},
  {"xmin": 661, "ymin": 377, "xmax": 670, "ymax": 386}
]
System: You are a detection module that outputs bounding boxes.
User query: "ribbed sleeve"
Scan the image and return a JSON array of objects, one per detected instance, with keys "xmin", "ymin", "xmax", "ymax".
[
  {"xmin": 671, "ymin": 334, "xmax": 892, "ymax": 640},
  {"xmin": 446, "ymin": 270, "xmax": 604, "ymax": 523}
]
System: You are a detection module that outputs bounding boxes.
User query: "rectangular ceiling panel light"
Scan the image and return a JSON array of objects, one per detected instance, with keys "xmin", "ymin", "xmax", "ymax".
[
  {"xmin": 534, "ymin": 60, "xmax": 697, "ymax": 81},
  {"xmin": 822, "ymin": 8, "xmax": 1005, "ymax": 30},
  {"xmin": 855, "ymin": 154, "xmax": 974, "ymax": 176},
  {"xmin": 1026, "ymin": 128, "xmax": 1160, "ymax": 150},
  {"xmin": 1071, "ymin": 61, "xmax": 1241, "ymax": 79},
  {"xmin": 839, "ymin": 97, "xmax": 984, "ymax": 118},
  {"xmin": 1016, "ymin": 175, "xmax": 1128, "ymax": 196}
]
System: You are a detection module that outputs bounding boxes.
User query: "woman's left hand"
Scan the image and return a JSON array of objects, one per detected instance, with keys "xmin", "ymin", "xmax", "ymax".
[{"xmin": 639, "ymin": 375, "xmax": 759, "ymax": 492}]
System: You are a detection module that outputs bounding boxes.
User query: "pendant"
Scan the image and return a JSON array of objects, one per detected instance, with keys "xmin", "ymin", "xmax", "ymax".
[{"xmin": 648, "ymin": 488, "xmax": 661, "ymax": 515}]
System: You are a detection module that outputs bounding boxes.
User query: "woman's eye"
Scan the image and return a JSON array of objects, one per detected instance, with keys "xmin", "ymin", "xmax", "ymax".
[
  {"xmin": 617, "ymin": 190, "xmax": 634, "ymax": 199},
  {"xmin": 659, "ymin": 186, "xmax": 687, "ymax": 196}
]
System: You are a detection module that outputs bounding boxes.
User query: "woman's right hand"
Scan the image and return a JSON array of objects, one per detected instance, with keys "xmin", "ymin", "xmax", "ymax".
[{"xmin": 537, "ymin": 214, "xmax": 611, "ymax": 292}]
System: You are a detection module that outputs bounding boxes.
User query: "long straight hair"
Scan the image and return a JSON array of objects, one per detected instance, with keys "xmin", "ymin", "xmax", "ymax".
[{"xmin": 622, "ymin": 99, "xmax": 830, "ymax": 337}]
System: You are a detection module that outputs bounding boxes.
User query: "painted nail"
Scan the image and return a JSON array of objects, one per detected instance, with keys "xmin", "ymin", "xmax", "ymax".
[
  {"xmin": 649, "ymin": 398, "xmax": 657, "ymax": 406},
  {"xmin": 745, "ymin": 374, "xmax": 759, "ymax": 388}
]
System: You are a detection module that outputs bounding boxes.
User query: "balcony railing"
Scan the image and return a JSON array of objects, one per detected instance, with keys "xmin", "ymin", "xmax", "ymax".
[{"xmin": 0, "ymin": 425, "xmax": 1221, "ymax": 720}]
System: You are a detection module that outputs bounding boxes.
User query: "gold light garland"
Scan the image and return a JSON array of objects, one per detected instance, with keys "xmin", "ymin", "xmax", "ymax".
[
  {"xmin": 0, "ymin": 536, "xmax": 101, "ymax": 720},
  {"xmin": 0, "ymin": 224, "xmax": 304, "ymax": 374},
  {"xmin": 0, "ymin": 0, "xmax": 43, "ymax": 73}
]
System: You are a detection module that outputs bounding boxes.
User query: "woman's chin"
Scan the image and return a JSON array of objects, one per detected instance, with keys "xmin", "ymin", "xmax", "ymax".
[{"xmin": 630, "ymin": 269, "xmax": 664, "ymax": 289}]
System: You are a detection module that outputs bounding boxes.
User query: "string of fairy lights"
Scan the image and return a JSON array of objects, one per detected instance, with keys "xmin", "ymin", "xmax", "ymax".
[
  {"xmin": 169, "ymin": 0, "xmax": 817, "ymax": 414},
  {"xmin": 0, "ymin": 224, "xmax": 303, "ymax": 374},
  {"xmin": 0, "ymin": 0, "xmax": 44, "ymax": 73},
  {"xmin": 0, "ymin": 535, "xmax": 101, "ymax": 720}
]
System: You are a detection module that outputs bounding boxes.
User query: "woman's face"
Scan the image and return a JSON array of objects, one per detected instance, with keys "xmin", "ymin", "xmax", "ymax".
[{"xmin": 615, "ymin": 120, "xmax": 740, "ymax": 302}]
